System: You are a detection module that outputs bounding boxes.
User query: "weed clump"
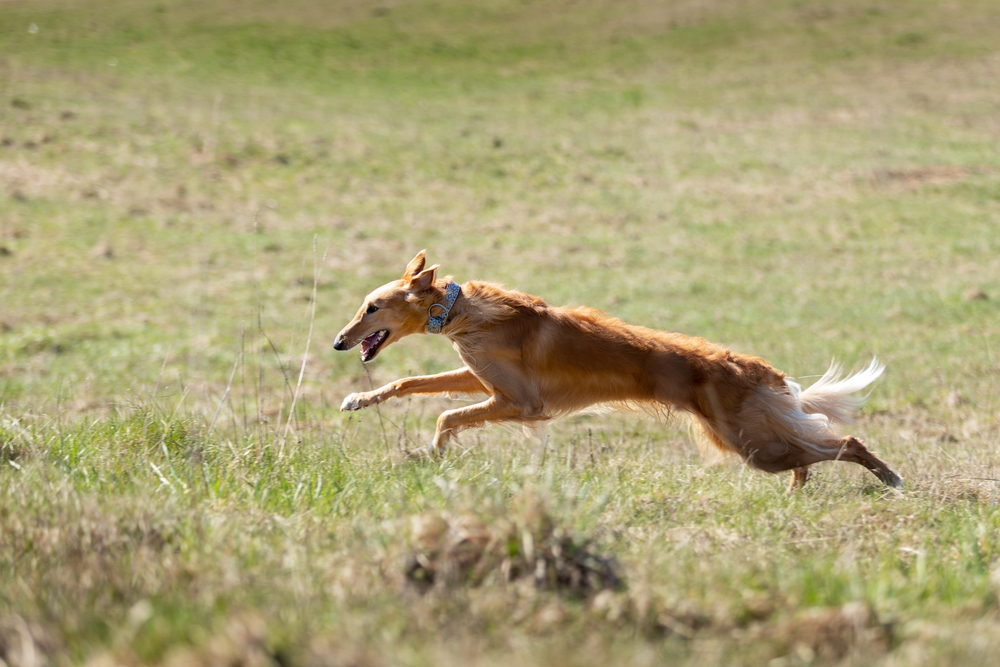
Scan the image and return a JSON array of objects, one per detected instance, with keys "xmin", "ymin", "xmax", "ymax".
[
  {"xmin": 0, "ymin": 422, "xmax": 30, "ymax": 464},
  {"xmin": 404, "ymin": 493, "xmax": 620, "ymax": 596}
]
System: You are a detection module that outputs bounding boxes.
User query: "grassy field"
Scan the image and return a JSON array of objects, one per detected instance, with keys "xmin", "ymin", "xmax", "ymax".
[{"xmin": 2, "ymin": 0, "xmax": 1000, "ymax": 664}]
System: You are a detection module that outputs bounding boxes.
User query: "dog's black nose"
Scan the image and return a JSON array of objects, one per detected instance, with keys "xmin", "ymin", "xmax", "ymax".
[{"xmin": 333, "ymin": 334, "xmax": 347, "ymax": 351}]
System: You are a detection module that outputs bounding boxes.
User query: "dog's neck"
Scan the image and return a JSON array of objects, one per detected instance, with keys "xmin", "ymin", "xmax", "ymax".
[{"xmin": 426, "ymin": 281, "xmax": 461, "ymax": 334}]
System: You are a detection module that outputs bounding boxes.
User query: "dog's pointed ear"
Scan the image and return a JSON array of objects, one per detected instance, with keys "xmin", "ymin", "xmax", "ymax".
[
  {"xmin": 408, "ymin": 264, "xmax": 439, "ymax": 292},
  {"xmin": 401, "ymin": 250, "xmax": 427, "ymax": 281}
]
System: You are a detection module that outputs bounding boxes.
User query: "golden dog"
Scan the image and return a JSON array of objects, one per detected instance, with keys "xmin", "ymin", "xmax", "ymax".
[{"xmin": 334, "ymin": 251, "xmax": 901, "ymax": 489}]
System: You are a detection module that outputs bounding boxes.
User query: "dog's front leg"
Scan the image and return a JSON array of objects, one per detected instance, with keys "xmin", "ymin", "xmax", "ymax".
[
  {"xmin": 340, "ymin": 367, "xmax": 488, "ymax": 412},
  {"xmin": 428, "ymin": 393, "xmax": 543, "ymax": 455}
]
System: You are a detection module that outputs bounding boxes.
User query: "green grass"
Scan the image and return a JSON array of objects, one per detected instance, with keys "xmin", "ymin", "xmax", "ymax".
[{"xmin": 2, "ymin": 0, "xmax": 1000, "ymax": 664}]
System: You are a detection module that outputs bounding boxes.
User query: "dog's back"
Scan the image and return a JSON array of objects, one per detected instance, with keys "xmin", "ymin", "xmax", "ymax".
[{"xmin": 450, "ymin": 282, "xmax": 787, "ymax": 420}]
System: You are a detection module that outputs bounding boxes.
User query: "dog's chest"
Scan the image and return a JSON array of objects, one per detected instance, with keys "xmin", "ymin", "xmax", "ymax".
[
  {"xmin": 450, "ymin": 339, "xmax": 480, "ymax": 371},
  {"xmin": 449, "ymin": 337, "xmax": 499, "ymax": 391}
]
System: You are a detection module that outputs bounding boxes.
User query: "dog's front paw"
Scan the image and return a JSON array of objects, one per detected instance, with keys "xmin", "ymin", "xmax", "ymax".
[{"xmin": 340, "ymin": 392, "xmax": 371, "ymax": 411}]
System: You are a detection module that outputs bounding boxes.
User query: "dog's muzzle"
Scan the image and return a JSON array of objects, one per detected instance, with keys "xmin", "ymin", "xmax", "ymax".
[{"xmin": 333, "ymin": 334, "xmax": 350, "ymax": 351}]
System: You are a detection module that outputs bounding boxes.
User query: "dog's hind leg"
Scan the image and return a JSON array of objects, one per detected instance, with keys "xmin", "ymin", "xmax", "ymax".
[
  {"xmin": 836, "ymin": 436, "xmax": 903, "ymax": 488},
  {"xmin": 727, "ymin": 387, "xmax": 901, "ymax": 488},
  {"xmin": 788, "ymin": 466, "xmax": 811, "ymax": 492},
  {"xmin": 429, "ymin": 393, "xmax": 545, "ymax": 455},
  {"xmin": 747, "ymin": 434, "xmax": 901, "ymax": 489}
]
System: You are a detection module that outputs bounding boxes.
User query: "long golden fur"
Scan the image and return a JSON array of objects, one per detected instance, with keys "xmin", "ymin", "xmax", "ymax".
[{"xmin": 334, "ymin": 251, "xmax": 901, "ymax": 489}]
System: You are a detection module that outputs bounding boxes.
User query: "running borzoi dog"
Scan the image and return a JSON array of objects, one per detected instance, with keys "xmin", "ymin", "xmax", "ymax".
[{"xmin": 334, "ymin": 251, "xmax": 901, "ymax": 490}]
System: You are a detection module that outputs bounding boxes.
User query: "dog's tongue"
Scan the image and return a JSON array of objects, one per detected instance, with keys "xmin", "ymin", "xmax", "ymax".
[{"xmin": 361, "ymin": 332, "xmax": 380, "ymax": 356}]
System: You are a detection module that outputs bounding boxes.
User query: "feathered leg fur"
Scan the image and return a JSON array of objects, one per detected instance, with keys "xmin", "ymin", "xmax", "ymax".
[{"xmin": 696, "ymin": 359, "xmax": 901, "ymax": 488}]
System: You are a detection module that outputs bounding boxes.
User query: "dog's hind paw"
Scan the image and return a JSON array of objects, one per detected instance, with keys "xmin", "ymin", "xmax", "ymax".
[{"xmin": 878, "ymin": 469, "xmax": 904, "ymax": 489}]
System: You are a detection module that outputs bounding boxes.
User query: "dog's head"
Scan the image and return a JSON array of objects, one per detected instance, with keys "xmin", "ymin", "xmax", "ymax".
[{"xmin": 333, "ymin": 250, "xmax": 442, "ymax": 362}]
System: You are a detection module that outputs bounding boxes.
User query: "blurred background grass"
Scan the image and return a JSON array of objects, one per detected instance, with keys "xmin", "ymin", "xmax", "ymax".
[
  {"xmin": 2, "ymin": 1, "xmax": 1000, "ymax": 665},
  {"xmin": 2, "ymin": 0, "xmax": 998, "ymax": 417}
]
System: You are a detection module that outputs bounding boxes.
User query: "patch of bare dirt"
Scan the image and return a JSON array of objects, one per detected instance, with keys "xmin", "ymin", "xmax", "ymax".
[{"xmin": 870, "ymin": 165, "xmax": 995, "ymax": 190}]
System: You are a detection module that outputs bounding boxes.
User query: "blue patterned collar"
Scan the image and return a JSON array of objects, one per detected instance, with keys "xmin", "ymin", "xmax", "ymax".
[{"xmin": 426, "ymin": 282, "xmax": 461, "ymax": 334}]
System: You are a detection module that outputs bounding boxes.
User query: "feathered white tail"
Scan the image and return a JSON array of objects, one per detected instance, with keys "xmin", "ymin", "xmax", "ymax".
[{"xmin": 786, "ymin": 358, "xmax": 884, "ymax": 425}]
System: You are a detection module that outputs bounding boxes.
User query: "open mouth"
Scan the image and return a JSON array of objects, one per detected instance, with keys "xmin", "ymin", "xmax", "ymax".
[{"xmin": 360, "ymin": 330, "xmax": 388, "ymax": 362}]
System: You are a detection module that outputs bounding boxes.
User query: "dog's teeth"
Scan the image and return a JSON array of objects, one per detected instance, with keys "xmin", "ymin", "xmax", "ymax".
[{"xmin": 359, "ymin": 330, "xmax": 388, "ymax": 362}]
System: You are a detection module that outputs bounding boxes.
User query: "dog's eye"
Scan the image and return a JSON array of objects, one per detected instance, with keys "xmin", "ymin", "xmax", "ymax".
[{"xmin": 366, "ymin": 304, "xmax": 379, "ymax": 315}]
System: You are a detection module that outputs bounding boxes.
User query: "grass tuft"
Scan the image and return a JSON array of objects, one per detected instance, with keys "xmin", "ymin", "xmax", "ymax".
[{"xmin": 404, "ymin": 492, "xmax": 621, "ymax": 595}]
